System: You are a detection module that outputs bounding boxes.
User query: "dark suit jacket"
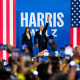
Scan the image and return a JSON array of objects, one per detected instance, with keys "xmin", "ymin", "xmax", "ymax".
[
  {"xmin": 34, "ymin": 23, "xmax": 49, "ymax": 45},
  {"xmin": 22, "ymin": 33, "xmax": 33, "ymax": 48}
]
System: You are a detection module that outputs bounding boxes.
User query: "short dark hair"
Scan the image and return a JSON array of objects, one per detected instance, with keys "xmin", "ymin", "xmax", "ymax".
[
  {"xmin": 49, "ymin": 72, "xmax": 68, "ymax": 80},
  {"xmin": 49, "ymin": 35, "xmax": 53, "ymax": 38},
  {"xmin": 37, "ymin": 63, "xmax": 49, "ymax": 80}
]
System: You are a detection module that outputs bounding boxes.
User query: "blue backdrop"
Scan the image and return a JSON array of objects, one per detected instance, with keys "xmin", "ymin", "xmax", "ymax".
[{"xmin": 16, "ymin": 0, "xmax": 71, "ymax": 56}]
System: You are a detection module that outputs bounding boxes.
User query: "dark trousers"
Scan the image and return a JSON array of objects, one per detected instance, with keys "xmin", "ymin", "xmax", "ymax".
[
  {"xmin": 39, "ymin": 43, "xmax": 47, "ymax": 52},
  {"xmin": 29, "ymin": 47, "xmax": 33, "ymax": 56}
]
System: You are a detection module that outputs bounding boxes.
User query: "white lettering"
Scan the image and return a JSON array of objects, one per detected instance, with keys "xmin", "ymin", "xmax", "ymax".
[
  {"xmin": 51, "ymin": 29, "xmax": 57, "ymax": 37},
  {"xmin": 45, "ymin": 13, "xmax": 52, "ymax": 27},
  {"xmin": 57, "ymin": 12, "xmax": 64, "ymax": 27},
  {"xmin": 29, "ymin": 13, "xmax": 36, "ymax": 27},
  {"xmin": 37, "ymin": 13, "xmax": 44, "ymax": 27},
  {"xmin": 21, "ymin": 12, "xmax": 28, "ymax": 27},
  {"xmin": 53, "ymin": 13, "xmax": 56, "ymax": 27}
]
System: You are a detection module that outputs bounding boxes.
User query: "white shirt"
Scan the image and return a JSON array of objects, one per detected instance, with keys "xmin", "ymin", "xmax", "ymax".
[
  {"xmin": 40, "ymin": 31, "xmax": 42, "ymax": 35},
  {"xmin": 26, "ymin": 34, "xmax": 30, "ymax": 39}
]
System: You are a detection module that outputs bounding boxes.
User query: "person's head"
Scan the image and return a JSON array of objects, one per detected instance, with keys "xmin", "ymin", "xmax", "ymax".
[
  {"xmin": 49, "ymin": 35, "xmax": 54, "ymax": 39},
  {"xmin": 73, "ymin": 47, "xmax": 77, "ymax": 55},
  {"xmin": 48, "ymin": 72, "xmax": 68, "ymax": 80},
  {"xmin": 40, "ymin": 25, "xmax": 44, "ymax": 31},
  {"xmin": 51, "ymin": 57, "xmax": 60, "ymax": 72},
  {"xmin": 37, "ymin": 63, "xmax": 52, "ymax": 80},
  {"xmin": 76, "ymin": 46, "xmax": 80, "ymax": 56},
  {"xmin": 25, "ymin": 28, "xmax": 30, "ymax": 34}
]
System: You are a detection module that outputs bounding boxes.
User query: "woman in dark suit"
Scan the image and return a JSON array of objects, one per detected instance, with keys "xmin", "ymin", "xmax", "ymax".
[{"xmin": 22, "ymin": 28, "xmax": 33, "ymax": 55}]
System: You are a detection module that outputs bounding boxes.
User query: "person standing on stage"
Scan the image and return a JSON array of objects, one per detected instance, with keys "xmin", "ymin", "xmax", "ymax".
[
  {"xmin": 22, "ymin": 28, "xmax": 33, "ymax": 54},
  {"xmin": 34, "ymin": 16, "xmax": 49, "ymax": 52}
]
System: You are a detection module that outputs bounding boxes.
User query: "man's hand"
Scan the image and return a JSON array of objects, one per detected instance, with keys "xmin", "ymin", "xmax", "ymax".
[
  {"xmin": 47, "ymin": 16, "xmax": 49, "ymax": 21},
  {"xmin": 36, "ymin": 44, "xmax": 39, "ymax": 48}
]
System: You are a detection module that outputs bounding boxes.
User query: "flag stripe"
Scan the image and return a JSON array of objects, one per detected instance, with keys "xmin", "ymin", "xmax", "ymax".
[
  {"xmin": 6, "ymin": 0, "xmax": 10, "ymax": 61},
  {"xmin": 71, "ymin": 0, "xmax": 80, "ymax": 48},
  {"xmin": 3, "ymin": 0, "xmax": 6, "ymax": 60},
  {"xmin": 73, "ymin": 28, "xmax": 77, "ymax": 48},
  {"xmin": 0, "ymin": 0, "xmax": 16, "ymax": 60},
  {"xmin": 0, "ymin": 0, "xmax": 3, "ymax": 59},
  {"xmin": 10, "ymin": 0, "xmax": 13, "ymax": 46},
  {"xmin": 70, "ymin": 28, "xmax": 73, "ymax": 47},
  {"xmin": 13, "ymin": 0, "xmax": 16, "ymax": 47},
  {"xmin": 77, "ymin": 28, "xmax": 80, "ymax": 46}
]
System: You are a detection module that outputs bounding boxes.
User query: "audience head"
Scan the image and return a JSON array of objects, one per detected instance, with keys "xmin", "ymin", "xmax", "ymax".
[
  {"xmin": 37, "ymin": 63, "xmax": 52, "ymax": 80},
  {"xmin": 49, "ymin": 72, "xmax": 68, "ymax": 80}
]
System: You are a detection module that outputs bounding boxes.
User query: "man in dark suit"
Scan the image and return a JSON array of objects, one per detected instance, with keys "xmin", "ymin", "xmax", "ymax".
[{"xmin": 34, "ymin": 16, "xmax": 49, "ymax": 52}]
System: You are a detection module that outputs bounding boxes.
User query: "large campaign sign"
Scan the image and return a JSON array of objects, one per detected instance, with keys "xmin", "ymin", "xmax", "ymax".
[{"xmin": 16, "ymin": 0, "xmax": 70, "ymax": 55}]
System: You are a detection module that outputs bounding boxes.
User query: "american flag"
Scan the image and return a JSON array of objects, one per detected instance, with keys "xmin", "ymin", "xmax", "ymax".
[
  {"xmin": 0, "ymin": 0, "xmax": 16, "ymax": 61},
  {"xmin": 70, "ymin": 0, "xmax": 80, "ymax": 48}
]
